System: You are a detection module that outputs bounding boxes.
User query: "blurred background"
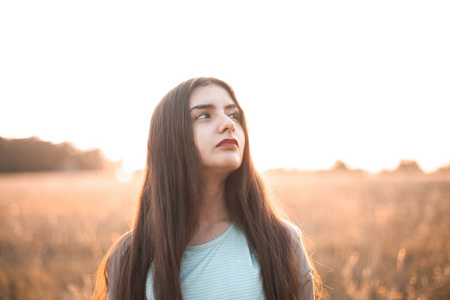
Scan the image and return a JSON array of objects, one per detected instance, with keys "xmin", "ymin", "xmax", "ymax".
[{"xmin": 1, "ymin": 1, "xmax": 449, "ymax": 299}]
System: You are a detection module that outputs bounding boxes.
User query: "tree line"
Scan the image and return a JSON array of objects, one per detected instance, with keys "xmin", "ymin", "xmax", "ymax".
[{"xmin": 0, "ymin": 136, "xmax": 113, "ymax": 173}]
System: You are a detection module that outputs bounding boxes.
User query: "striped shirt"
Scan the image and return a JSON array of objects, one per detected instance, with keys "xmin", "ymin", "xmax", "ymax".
[
  {"xmin": 145, "ymin": 223, "xmax": 264, "ymax": 299},
  {"xmin": 106, "ymin": 221, "xmax": 314, "ymax": 299}
]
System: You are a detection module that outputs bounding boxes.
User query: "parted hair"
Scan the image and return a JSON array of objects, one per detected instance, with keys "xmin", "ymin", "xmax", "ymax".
[{"xmin": 93, "ymin": 77, "xmax": 312, "ymax": 299}]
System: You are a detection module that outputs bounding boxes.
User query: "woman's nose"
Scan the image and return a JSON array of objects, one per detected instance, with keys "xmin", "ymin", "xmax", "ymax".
[{"xmin": 219, "ymin": 114, "xmax": 236, "ymax": 133}]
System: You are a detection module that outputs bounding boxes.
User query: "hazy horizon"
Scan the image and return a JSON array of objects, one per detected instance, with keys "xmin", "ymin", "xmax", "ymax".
[
  {"xmin": 1, "ymin": 135, "xmax": 449, "ymax": 175},
  {"xmin": 1, "ymin": 1, "xmax": 449, "ymax": 173}
]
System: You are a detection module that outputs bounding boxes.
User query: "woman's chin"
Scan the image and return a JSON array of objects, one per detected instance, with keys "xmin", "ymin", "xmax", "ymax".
[
  {"xmin": 202, "ymin": 159, "xmax": 242, "ymax": 176},
  {"xmin": 220, "ymin": 157, "xmax": 243, "ymax": 171}
]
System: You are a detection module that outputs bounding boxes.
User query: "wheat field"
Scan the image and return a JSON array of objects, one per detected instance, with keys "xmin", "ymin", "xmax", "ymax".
[{"xmin": 0, "ymin": 171, "xmax": 449, "ymax": 299}]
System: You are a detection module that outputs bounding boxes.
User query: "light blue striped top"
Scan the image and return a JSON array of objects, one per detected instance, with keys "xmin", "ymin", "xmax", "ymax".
[
  {"xmin": 106, "ymin": 221, "xmax": 314, "ymax": 300},
  {"xmin": 145, "ymin": 223, "xmax": 265, "ymax": 299}
]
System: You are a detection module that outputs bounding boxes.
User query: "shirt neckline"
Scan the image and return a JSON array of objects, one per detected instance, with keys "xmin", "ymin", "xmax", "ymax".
[{"xmin": 185, "ymin": 223, "xmax": 235, "ymax": 252}]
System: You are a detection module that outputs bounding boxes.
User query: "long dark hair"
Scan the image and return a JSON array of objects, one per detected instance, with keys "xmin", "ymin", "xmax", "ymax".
[{"xmin": 93, "ymin": 77, "xmax": 319, "ymax": 299}]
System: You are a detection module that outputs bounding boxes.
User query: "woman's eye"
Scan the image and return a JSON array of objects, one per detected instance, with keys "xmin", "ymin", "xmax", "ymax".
[
  {"xmin": 229, "ymin": 112, "xmax": 239, "ymax": 120},
  {"xmin": 196, "ymin": 112, "xmax": 210, "ymax": 120}
]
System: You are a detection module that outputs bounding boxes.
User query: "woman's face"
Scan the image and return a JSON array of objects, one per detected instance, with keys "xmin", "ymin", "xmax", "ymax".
[{"xmin": 189, "ymin": 84, "xmax": 245, "ymax": 176}]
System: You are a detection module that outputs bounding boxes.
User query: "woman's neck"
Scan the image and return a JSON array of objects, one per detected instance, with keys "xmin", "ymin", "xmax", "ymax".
[
  {"xmin": 199, "ymin": 175, "xmax": 230, "ymax": 226},
  {"xmin": 188, "ymin": 176, "xmax": 231, "ymax": 246}
]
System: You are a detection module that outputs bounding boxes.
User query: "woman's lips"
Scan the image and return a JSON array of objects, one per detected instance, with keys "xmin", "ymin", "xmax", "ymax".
[{"xmin": 216, "ymin": 138, "xmax": 238, "ymax": 148}]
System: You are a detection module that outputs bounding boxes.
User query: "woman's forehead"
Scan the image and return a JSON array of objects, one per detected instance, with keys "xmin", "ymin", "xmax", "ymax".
[{"xmin": 189, "ymin": 84, "xmax": 235, "ymax": 108}]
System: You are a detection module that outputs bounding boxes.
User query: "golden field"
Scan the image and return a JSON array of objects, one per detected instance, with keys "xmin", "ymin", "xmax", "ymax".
[{"xmin": 0, "ymin": 171, "xmax": 449, "ymax": 299}]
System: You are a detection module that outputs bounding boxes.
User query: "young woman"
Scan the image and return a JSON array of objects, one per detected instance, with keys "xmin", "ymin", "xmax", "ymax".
[{"xmin": 93, "ymin": 77, "xmax": 320, "ymax": 300}]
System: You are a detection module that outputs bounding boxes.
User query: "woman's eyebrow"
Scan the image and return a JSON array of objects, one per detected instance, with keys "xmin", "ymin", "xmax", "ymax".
[
  {"xmin": 190, "ymin": 104, "xmax": 214, "ymax": 112},
  {"xmin": 189, "ymin": 103, "xmax": 238, "ymax": 112},
  {"xmin": 225, "ymin": 104, "xmax": 238, "ymax": 110}
]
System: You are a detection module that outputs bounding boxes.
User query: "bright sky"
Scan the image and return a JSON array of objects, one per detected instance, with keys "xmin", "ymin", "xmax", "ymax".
[{"xmin": 1, "ymin": 1, "xmax": 449, "ymax": 173}]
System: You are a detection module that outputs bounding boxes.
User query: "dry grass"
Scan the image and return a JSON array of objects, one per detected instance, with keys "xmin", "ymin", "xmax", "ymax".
[{"xmin": 0, "ymin": 171, "xmax": 449, "ymax": 299}]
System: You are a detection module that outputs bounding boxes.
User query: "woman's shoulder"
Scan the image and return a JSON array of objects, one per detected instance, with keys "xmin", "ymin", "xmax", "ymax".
[
  {"xmin": 107, "ymin": 231, "xmax": 132, "ymax": 297},
  {"xmin": 281, "ymin": 219, "xmax": 303, "ymax": 240},
  {"xmin": 280, "ymin": 219, "xmax": 306, "ymax": 254},
  {"xmin": 108, "ymin": 231, "xmax": 132, "ymax": 272},
  {"xmin": 280, "ymin": 219, "xmax": 313, "ymax": 275},
  {"xmin": 280, "ymin": 219, "xmax": 315, "ymax": 298},
  {"xmin": 109, "ymin": 231, "xmax": 132, "ymax": 264}
]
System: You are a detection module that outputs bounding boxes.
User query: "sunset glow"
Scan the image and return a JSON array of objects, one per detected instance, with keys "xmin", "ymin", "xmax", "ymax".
[{"xmin": 1, "ymin": 1, "xmax": 449, "ymax": 173}]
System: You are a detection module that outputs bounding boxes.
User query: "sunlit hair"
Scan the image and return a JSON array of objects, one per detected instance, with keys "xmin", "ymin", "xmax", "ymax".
[{"xmin": 92, "ymin": 77, "xmax": 321, "ymax": 299}]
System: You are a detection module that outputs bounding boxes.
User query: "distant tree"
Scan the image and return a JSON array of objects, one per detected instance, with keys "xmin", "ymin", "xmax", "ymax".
[
  {"xmin": 434, "ymin": 164, "xmax": 450, "ymax": 173},
  {"xmin": 0, "ymin": 136, "xmax": 112, "ymax": 173},
  {"xmin": 331, "ymin": 160, "xmax": 349, "ymax": 172},
  {"xmin": 377, "ymin": 159, "xmax": 425, "ymax": 178},
  {"xmin": 394, "ymin": 160, "xmax": 424, "ymax": 174},
  {"xmin": 430, "ymin": 163, "xmax": 450, "ymax": 179}
]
